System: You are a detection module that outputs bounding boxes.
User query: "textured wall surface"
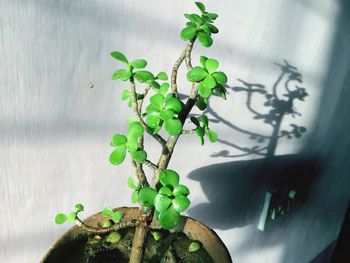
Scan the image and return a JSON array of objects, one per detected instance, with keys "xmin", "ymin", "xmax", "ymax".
[{"xmin": 1, "ymin": 0, "xmax": 349, "ymax": 262}]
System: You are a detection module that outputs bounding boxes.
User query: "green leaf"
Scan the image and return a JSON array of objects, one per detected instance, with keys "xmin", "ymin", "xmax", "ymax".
[
  {"xmin": 159, "ymin": 83, "xmax": 169, "ymax": 96},
  {"xmin": 206, "ymin": 59, "xmax": 219, "ymax": 74},
  {"xmin": 151, "ymin": 231, "xmax": 163, "ymax": 241},
  {"xmin": 159, "ymin": 186, "xmax": 173, "ymax": 197},
  {"xmin": 134, "ymin": 70, "xmax": 154, "ymax": 83},
  {"xmin": 112, "ymin": 211, "xmax": 123, "ymax": 223},
  {"xmin": 159, "ymin": 206, "xmax": 180, "ymax": 229},
  {"xmin": 200, "ymin": 115, "xmax": 209, "ymax": 127},
  {"xmin": 160, "ymin": 109, "xmax": 174, "ymax": 121},
  {"xmin": 190, "ymin": 116, "xmax": 200, "ymax": 126},
  {"xmin": 180, "ymin": 26, "xmax": 197, "ymax": 41},
  {"xmin": 109, "ymin": 145, "xmax": 126, "ymax": 165},
  {"xmin": 189, "ymin": 241, "xmax": 201, "ymax": 252},
  {"xmin": 110, "ymin": 51, "xmax": 128, "ymax": 64},
  {"xmin": 150, "ymin": 94, "xmax": 165, "ymax": 108},
  {"xmin": 199, "ymin": 56, "xmax": 208, "ymax": 68},
  {"xmin": 156, "ymin": 72, "xmax": 168, "ymax": 80},
  {"xmin": 111, "ymin": 134, "xmax": 127, "ymax": 147},
  {"xmin": 139, "ymin": 187, "xmax": 157, "ymax": 207},
  {"xmin": 121, "ymin": 90, "xmax": 130, "ymax": 100},
  {"xmin": 67, "ymin": 211, "xmax": 77, "ymax": 223},
  {"xmin": 102, "ymin": 220, "xmax": 114, "ymax": 228},
  {"xmin": 202, "ymin": 75, "xmax": 217, "ymax": 89},
  {"xmin": 130, "ymin": 149, "xmax": 147, "ymax": 163},
  {"xmin": 55, "ymin": 213, "xmax": 67, "ymax": 224},
  {"xmin": 112, "ymin": 69, "xmax": 132, "ymax": 81},
  {"xmin": 187, "ymin": 66, "xmax": 208, "ymax": 82},
  {"xmin": 154, "ymin": 194, "xmax": 172, "ymax": 212},
  {"xmin": 195, "ymin": 2, "xmax": 206, "ymax": 13},
  {"xmin": 125, "ymin": 140, "xmax": 138, "ymax": 152},
  {"xmin": 207, "ymin": 129, "xmax": 218, "ymax": 142},
  {"xmin": 131, "ymin": 191, "xmax": 139, "ymax": 203},
  {"xmin": 130, "ymin": 59, "xmax": 147, "ymax": 69},
  {"xmin": 102, "ymin": 207, "xmax": 114, "ymax": 217},
  {"xmin": 146, "ymin": 104, "xmax": 161, "ymax": 114},
  {"xmin": 151, "ymin": 80, "xmax": 160, "ymax": 90},
  {"xmin": 196, "ymin": 127, "xmax": 205, "ymax": 145},
  {"xmin": 165, "ymin": 118, "xmax": 183, "ymax": 136},
  {"xmin": 173, "ymin": 184, "xmax": 190, "ymax": 197},
  {"xmin": 106, "ymin": 231, "xmax": 121, "ymax": 243},
  {"xmin": 159, "ymin": 170, "xmax": 180, "ymax": 187},
  {"xmin": 127, "ymin": 177, "xmax": 136, "ymax": 190},
  {"xmin": 128, "ymin": 122, "xmax": 144, "ymax": 140},
  {"xmin": 196, "ymin": 97, "xmax": 208, "ymax": 110},
  {"xmin": 205, "ymin": 12, "xmax": 218, "ymax": 20},
  {"xmin": 212, "ymin": 71, "xmax": 227, "ymax": 84},
  {"xmin": 198, "ymin": 84, "xmax": 212, "ymax": 98},
  {"xmin": 75, "ymin": 203, "xmax": 84, "ymax": 212},
  {"xmin": 146, "ymin": 112, "xmax": 161, "ymax": 128},
  {"xmin": 198, "ymin": 32, "xmax": 213, "ymax": 47},
  {"xmin": 207, "ymin": 24, "xmax": 219, "ymax": 34},
  {"xmin": 172, "ymin": 196, "xmax": 190, "ymax": 212},
  {"xmin": 213, "ymin": 85, "xmax": 227, "ymax": 100},
  {"xmin": 165, "ymin": 97, "xmax": 182, "ymax": 113},
  {"xmin": 188, "ymin": 14, "xmax": 203, "ymax": 24}
]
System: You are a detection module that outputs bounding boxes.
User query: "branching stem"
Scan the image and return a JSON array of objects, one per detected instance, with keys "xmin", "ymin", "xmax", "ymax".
[{"xmin": 75, "ymin": 217, "xmax": 139, "ymax": 234}]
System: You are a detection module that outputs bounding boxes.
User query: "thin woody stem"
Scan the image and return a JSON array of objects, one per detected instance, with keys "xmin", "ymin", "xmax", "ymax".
[
  {"xmin": 182, "ymin": 129, "xmax": 196, "ymax": 134},
  {"xmin": 75, "ymin": 217, "xmax": 139, "ymax": 234},
  {"xmin": 171, "ymin": 38, "xmax": 196, "ymax": 96},
  {"xmin": 142, "ymin": 159, "xmax": 158, "ymax": 172}
]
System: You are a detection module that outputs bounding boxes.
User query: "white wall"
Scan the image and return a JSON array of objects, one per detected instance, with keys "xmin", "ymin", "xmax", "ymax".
[{"xmin": 1, "ymin": 0, "xmax": 349, "ymax": 262}]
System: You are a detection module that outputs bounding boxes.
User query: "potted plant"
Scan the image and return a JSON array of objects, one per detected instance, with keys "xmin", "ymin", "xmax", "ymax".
[{"xmin": 42, "ymin": 2, "xmax": 232, "ymax": 262}]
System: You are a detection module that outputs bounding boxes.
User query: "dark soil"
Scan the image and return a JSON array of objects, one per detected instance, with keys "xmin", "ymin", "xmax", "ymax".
[{"xmin": 44, "ymin": 228, "xmax": 214, "ymax": 263}]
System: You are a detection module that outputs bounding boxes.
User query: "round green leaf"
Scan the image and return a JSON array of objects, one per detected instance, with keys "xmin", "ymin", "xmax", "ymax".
[
  {"xmin": 109, "ymin": 145, "xmax": 126, "ymax": 165},
  {"xmin": 172, "ymin": 196, "xmax": 190, "ymax": 212},
  {"xmin": 195, "ymin": 2, "xmax": 206, "ymax": 13},
  {"xmin": 112, "ymin": 211, "xmax": 123, "ymax": 223},
  {"xmin": 130, "ymin": 59, "xmax": 147, "ymax": 69},
  {"xmin": 134, "ymin": 70, "xmax": 154, "ymax": 83},
  {"xmin": 121, "ymin": 90, "xmax": 130, "ymax": 100},
  {"xmin": 160, "ymin": 109, "xmax": 174, "ymax": 121},
  {"xmin": 127, "ymin": 177, "xmax": 136, "ymax": 190},
  {"xmin": 128, "ymin": 122, "xmax": 144, "ymax": 139},
  {"xmin": 159, "ymin": 206, "xmax": 180, "ymax": 229},
  {"xmin": 196, "ymin": 97, "xmax": 208, "ymax": 110},
  {"xmin": 55, "ymin": 213, "xmax": 67, "ymax": 224},
  {"xmin": 150, "ymin": 94, "xmax": 165, "ymax": 108},
  {"xmin": 156, "ymin": 72, "xmax": 168, "ymax": 80},
  {"xmin": 198, "ymin": 32, "xmax": 213, "ymax": 47},
  {"xmin": 196, "ymin": 126, "xmax": 205, "ymax": 137},
  {"xmin": 146, "ymin": 112, "xmax": 161, "ymax": 128},
  {"xmin": 159, "ymin": 186, "xmax": 173, "ymax": 197},
  {"xmin": 173, "ymin": 184, "xmax": 190, "ymax": 197},
  {"xmin": 112, "ymin": 69, "xmax": 131, "ymax": 81},
  {"xmin": 159, "ymin": 170, "xmax": 180, "ymax": 187},
  {"xmin": 130, "ymin": 149, "xmax": 147, "ymax": 163},
  {"xmin": 187, "ymin": 66, "xmax": 208, "ymax": 82},
  {"xmin": 110, "ymin": 51, "xmax": 128, "ymax": 64},
  {"xmin": 67, "ymin": 211, "xmax": 77, "ymax": 223},
  {"xmin": 165, "ymin": 118, "xmax": 183, "ymax": 136},
  {"xmin": 189, "ymin": 241, "xmax": 201, "ymax": 252},
  {"xmin": 131, "ymin": 191, "xmax": 139, "ymax": 203},
  {"xmin": 159, "ymin": 83, "xmax": 169, "ymax": 96},
  {"xmin": 75, "ymin": 203, "xmax": 84, "ymax": 212},
  {"xmin": 207, "ymin": 129, "xmax": 218, "ymax": 142},
  {"xmin": 199, "ymin": 115, "xmax": 209, "ymax": 127},
  {"xmin": 198, "ymin": 84, "xmax": 212, "ymax": 98},
  {"xmin": 139, "ymin": 187, "xmax": 157, "ymax": 207},
  {"xmin": 165, "ymin": 97, "xmax": 182, "ymax": 113},
  {"xmin": 180, "ymin": 26, "xmax": 197, "ymax": 41},
  {"xmin": 146, "ymin": 104, "xmax": 161, "ymax": 114},
  {"xmin": 125, "ymin": 140, "xmax": 138, "ymax": 152},
  {"xmin": 102, "ymin": 207, "xmax": 114, "ymax": 217},
  {"xmin": 154, "ymin": 194, "xmax": 172, "ymax": 212},
  {"xmin": 206, "ymin": 59, "xmax": 219, "ymax": 74},
  {"xmin": 202, "ymin": 75, "xmax": 217, "ymax": 89},
  {"xmin": 106, "ymin": 231, "xmax": 121, "ymax": 243},
  {"xmin": 212, "ymin": 71, "xmax": 227, "ymax": 84},
  {"xmin": 199, "ymin": 56, "xmax": 208, "ymax": 68},
  {"xmin": 111, "ymin": 134, "xmax": 127, "ymax": 147}
]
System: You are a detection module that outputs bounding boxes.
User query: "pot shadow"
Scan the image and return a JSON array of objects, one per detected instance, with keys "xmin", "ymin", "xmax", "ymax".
[{"xmin": 187, "ymin": 154, "xmax": 322, "ymax": 230}]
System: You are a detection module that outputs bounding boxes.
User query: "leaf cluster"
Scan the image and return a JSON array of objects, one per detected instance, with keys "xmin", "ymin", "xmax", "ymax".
[
  {"xmin": 190, "ymin": 115, "xmax": 218, "ymax": 145},
  {"xmin": 55, "ymin": 203, "xmax": 84, "ymax": 225}
]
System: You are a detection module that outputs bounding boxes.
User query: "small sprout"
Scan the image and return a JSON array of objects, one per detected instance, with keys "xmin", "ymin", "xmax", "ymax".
[
  {"xmin": 102, "ymin": 220, "xmax": 114, "ymax": 228},
  {"xmin": 102, "ymin": 207, "xmax": 114, "ymax": 217},
  {"xmin": 55, "ymin": 213, "xmax": 67, "ymax": 225},
  {"xmin": 111, "ymin": 211, "xmax": 123, "ymax": 223},
  {"xmin": 127, "ymin": 177, "xmax": 136, "ymax": 190},
  {"xmin": 106, "ymin": 231, "xmax": 121, "ymax": 244},
  {"xmin": 151, "ymin": 231, "xmax": 163, "ymax": 241},
  {"xmin": 75, "ymin": 203, "xmax": 84, "ymax": 212},
  {"xmin": 66, "ymin": 211, "xmax": 77, "ymax": 223},
  {"xmin": 189, "ymin": 241, "xmax": 201, "ymax": 252}
]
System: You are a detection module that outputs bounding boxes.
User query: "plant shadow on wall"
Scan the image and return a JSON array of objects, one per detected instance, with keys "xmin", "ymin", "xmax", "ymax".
[{"xmin": 187, "ymin": 60, "xmax": 322, "ymax": 230}]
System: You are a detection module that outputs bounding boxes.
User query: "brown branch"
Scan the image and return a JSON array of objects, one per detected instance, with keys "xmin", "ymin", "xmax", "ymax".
[
  {"xmin": 142, "ymin": 159, "xmax": 158, "ymax": 172},
  {"xmin": 171, "ymin": 38, "xmax": 196, "ymax": 96},
  {"xmin": 75, "ymin": 217, "xmax": 139, "ymax": 234},
  {"xmin": 182, "ymin": 129, "xmax": 196, "ymax": 134}
]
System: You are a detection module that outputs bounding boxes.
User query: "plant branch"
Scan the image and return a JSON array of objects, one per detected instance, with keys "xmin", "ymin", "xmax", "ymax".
[
  {"xmin": 182, "ymin": 129, "xmax": 196, "ymax": 134},
  {"xmin": 142, "ymin": 159, "xmax": 158, "ymax": 172},
  {"xmin": 75, "ymin": 217, "xmax": 139, "ymax": 234},
  {"xmin": 171, "ymin": 38, "xmax": 196, "ymax": 96}
]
